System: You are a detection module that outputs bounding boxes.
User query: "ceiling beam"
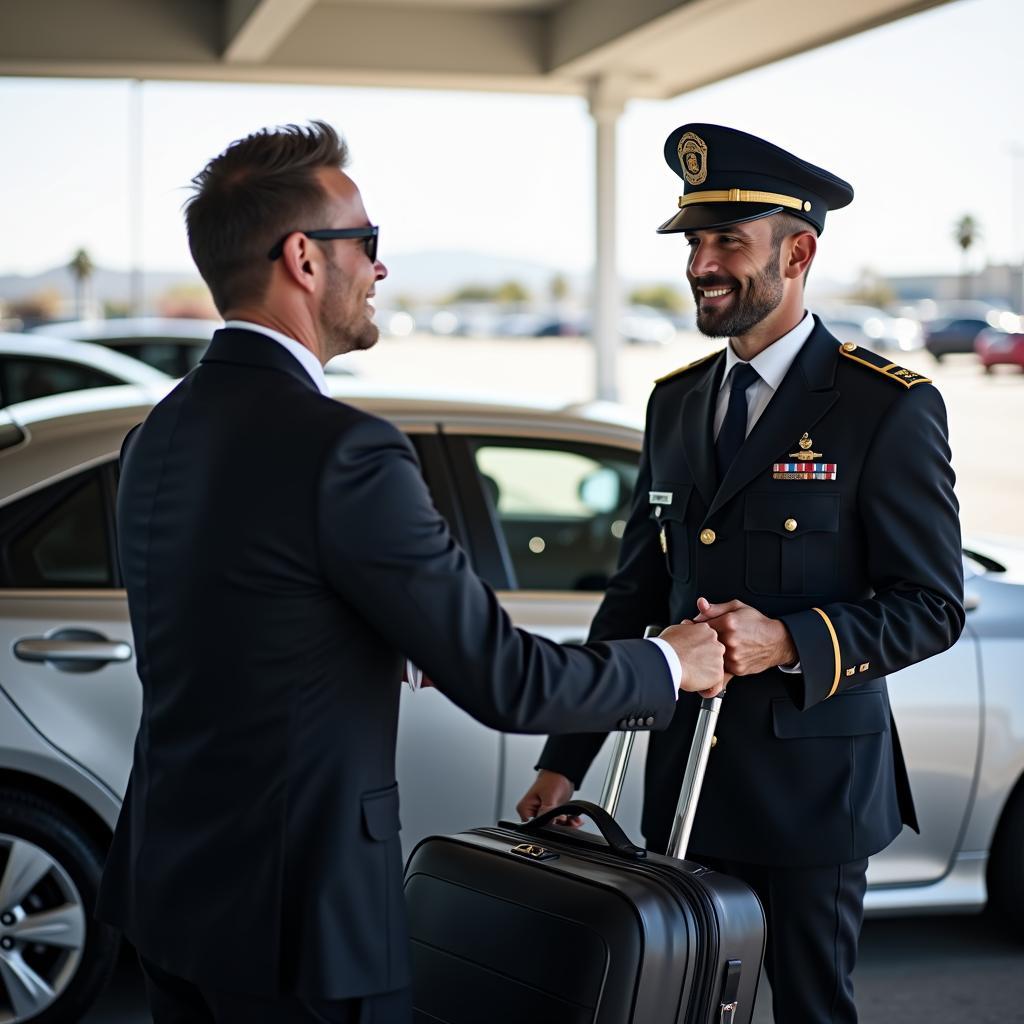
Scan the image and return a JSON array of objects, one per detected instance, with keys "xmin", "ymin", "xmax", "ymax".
[
  {"xmin": 223, "ymin": 0, "xmax": 319, "ymax": 63},
  {"xmin": 0, "ymin": 0, "xmax": 218, "ymax": 64},
  {"xmin": 549, "ymin": 0, "xmax": 952, "ymax": 98}
]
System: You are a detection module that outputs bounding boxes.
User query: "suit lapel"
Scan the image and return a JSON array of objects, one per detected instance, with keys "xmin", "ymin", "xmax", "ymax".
[
  {"xmin": 709, "ymin": 320, "xmax": 840, "ymax": 518},
  {"xmin": 679, "ymin": 352, "xmax": 725, "ymax": 509}
]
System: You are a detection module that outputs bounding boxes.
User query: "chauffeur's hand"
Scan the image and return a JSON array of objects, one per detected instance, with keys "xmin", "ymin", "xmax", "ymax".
[
  {"xmin": 516, "ymin": 771, "xmax": 581, "ymax": 827},
  {"xmin": 694, "ymin": 597, "xmax": 797, "ymax": 677}
]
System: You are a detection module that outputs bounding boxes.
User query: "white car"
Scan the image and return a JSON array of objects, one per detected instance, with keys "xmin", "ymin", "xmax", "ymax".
[
  {"xmin": 0, "ymin": 332, "xmax": 170, "ymax": 406},
  {"xmin": 31, "ymin": 319, "xmax": 355, "ymax": 378}
]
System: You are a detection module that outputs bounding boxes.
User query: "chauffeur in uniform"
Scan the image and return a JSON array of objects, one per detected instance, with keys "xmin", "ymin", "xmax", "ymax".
[{"xmin": 518, "ymin": 124, "xmax": 965, "ymax": 1023}]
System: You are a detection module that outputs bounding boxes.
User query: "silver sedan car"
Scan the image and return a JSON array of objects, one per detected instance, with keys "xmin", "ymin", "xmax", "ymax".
[{"xmin": 0, "ymin": 382, "xmax": 1021, "ymax": 1023}]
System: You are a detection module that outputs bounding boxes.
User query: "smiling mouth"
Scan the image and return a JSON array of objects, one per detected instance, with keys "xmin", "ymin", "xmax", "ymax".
[{"xmin": 699, "ymin": 286, "xmax": 736, "ymax": 303}]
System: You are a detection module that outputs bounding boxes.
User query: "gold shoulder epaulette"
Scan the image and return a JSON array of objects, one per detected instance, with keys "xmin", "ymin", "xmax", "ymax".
[
  {"xmin": 655, "ymin": 349, "xmax": 722, "ymax": 385},
  {"xmin": 837, "ymin": 342, "xmax": 931, "ymax": 389}
]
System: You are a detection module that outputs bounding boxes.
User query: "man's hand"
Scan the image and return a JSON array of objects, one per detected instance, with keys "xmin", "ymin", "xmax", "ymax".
[
  {"xmin": 515, "ymin": 770, "xmax": 582, "ymax": 827},
  {"xmin": 659, "ymin": 621, "xmax": 728, "ymax": 697},
  {"xmin": 694, "ymin": 597, "xmax": 797, "ymax": 677}
]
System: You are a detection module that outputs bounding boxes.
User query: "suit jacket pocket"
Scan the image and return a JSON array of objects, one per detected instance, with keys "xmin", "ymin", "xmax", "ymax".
[
  {"xmin": 772, "ymin": 691, "xmax": 888, "ymax": 739},
  {"xmin": 745, "ymin": 492, "xmax": 839, "ymax": 595},
  {"xmin": 648, "ymin": 481, "xmax": 693, "ymax": 583},
  {"xmin": 361, "ymin": 782, "xmax": 402, "ymax": 840}
]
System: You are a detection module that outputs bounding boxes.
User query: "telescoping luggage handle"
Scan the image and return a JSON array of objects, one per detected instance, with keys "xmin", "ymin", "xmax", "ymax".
[{"xmin": 598, "ymin": 624, "xmax": 724, "ymax": 862}]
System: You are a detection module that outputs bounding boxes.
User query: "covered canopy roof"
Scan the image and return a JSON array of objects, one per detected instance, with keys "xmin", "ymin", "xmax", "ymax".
[{"xmin": 2, "ymin": 0, "xmax": 949, "ymax": 97}]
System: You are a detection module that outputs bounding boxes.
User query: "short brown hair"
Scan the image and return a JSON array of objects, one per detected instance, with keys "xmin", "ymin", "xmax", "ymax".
[
  {"xmin": 184, "ymin": 121, "xmax": 349, "ymax": 314},
  {"xmin": 771, "ymin": 211, "xmax": 817, "ymax": 285}
]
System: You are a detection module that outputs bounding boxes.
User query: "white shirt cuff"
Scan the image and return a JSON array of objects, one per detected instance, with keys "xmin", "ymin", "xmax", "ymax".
[
  {"xmin": 405, "ymin": 660, "xmax": 423, "ymax": 690},
  {"xmin": 646, "ymin": 636, "xmax": 681, "ymax": 700},
  {"xmin": 778, "ymin": 661, "xmax": 803, "ymax": 674}
]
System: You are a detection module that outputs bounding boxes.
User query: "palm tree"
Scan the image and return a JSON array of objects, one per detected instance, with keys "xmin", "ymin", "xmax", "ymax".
[
  {"xmin": 953, "ymin": 215, "xmax": 981, "ymax": 299},
  {"xmin": 68, "ymin": 248, "xmax": 96, "ymax": 318}
]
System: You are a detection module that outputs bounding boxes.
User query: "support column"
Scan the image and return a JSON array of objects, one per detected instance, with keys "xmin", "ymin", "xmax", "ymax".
[{"xmin": 588, "ymin": 76, "xmax": 630, "ymax": 402}]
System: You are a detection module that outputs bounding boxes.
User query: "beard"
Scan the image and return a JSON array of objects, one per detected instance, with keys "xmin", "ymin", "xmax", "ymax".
[
  {"xmin": 692, "ymin": 250, "xmax": 784, "ymax": 339},
  {"xmin": 320, "ymin": 257, "xmax": 379, "ymax": 359}
]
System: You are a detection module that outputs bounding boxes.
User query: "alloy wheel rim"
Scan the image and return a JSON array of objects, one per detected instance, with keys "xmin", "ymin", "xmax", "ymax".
[{"xmin": 0, "ymin": 834, "xmax": 85, "ymax": 1023}]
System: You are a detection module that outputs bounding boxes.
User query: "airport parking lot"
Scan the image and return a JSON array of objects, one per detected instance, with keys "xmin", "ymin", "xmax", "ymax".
[{"xmin": 343, "ymin": 332, "xmax": 1022, "ymax": 540}]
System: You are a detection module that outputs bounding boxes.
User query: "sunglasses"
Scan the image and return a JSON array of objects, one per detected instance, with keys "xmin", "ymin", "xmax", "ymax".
[{"xmin": 267, "ymin": 226, "xmax": 379, "ymax": 263}]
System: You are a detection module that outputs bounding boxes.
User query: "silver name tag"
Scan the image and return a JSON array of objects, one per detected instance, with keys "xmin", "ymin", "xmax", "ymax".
[{"xmin": 648, "ymin": 491, "xmax": 673, "ymax": 505}]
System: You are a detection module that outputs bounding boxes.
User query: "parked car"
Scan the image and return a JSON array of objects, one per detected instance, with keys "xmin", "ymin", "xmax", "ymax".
[
  {"xmin": 923, "ymin": 316, "xmax": 992, "ymax": 359},
  {"xmin": 0, "ymin": 383, "xmax": 1021, "ymax": 1021},
  {"xmin": 0, "ymin": 332, "xmax": 170, "ymax": 406},
  {"xmin": 31, "ymin": 318, "xmax": 355, "ymax": 378},
  {"xmin": 816, "ymin": 304, "xmax": 924, "ymax": 352},
  {"xmin": 31, "ymin": 317, "xmax": 222, "ymax": 377},
  {"xmin": 975, "ymin": 326, "xmax": 1024, "ymax": 372}
]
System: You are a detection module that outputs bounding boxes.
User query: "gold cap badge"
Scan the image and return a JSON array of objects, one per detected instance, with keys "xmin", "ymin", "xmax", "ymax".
[{"xmin": 678, "ymin": 131, "xmax": 708, "ymax": 186}]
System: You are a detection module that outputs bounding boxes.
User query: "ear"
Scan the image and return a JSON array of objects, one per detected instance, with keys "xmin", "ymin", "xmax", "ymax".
[
  {"xmin": 784, "ymin": 230, "xmax": 816, "ymax": 281},
  {"xmin": 278, "ymin": 232, "xmax": 318, "ymax": 295}
]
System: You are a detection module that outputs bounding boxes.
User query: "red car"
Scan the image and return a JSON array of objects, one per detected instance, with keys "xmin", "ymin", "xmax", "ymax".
[{"xmin": 975, "ymin": 327, "xmax": 1024, "ymax": 371}]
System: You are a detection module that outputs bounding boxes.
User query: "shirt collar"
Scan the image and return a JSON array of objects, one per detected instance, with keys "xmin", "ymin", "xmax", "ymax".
[
  {"xmin": 721, "ymin": 310, "xmax": 815, "ymax": 393},
  {"xmin": 224, "ymin": 319, "xmax": 330, "ymax": 397}
]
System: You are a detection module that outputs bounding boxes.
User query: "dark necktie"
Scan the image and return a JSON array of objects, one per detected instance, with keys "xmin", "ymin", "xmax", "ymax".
[{"xmin": 715, "ymin": 362, "xmax": 760, "ymax": 481}]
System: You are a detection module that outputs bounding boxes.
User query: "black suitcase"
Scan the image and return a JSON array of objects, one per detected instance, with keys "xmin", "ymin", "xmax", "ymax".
[{"xmin": 404, "ymin": 643, "xmax": 766, "ymax": 1024}]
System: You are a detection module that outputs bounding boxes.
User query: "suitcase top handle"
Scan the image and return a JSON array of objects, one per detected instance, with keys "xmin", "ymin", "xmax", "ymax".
[{"xmin": 516, "ymin": 800, "xmax": 647, "ymax": 861}]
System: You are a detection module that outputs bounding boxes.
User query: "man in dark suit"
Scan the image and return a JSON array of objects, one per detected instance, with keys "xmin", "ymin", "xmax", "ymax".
[
  {"xmin": 518, "ymin": 124, "xmax": 965, "ymax": 1023},
  {"xmin": 96, "ymin": 121, "xmax": 726, "ymax": 1024}
]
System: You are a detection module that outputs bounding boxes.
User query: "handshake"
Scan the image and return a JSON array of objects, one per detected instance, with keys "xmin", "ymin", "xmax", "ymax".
[
  {"xmin": 517, "ymin": 598, "xmax": 798, "ymax": 824},
  {"xmin": 658, "ymin": 596, "xmax": 799, "ymax": 700}
]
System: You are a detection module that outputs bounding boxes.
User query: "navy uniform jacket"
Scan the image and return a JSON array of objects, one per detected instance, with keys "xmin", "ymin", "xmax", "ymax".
[
  {"xmin": 96, "ymin": 329, "xmax": 676, "ymax": 999},
  {"xmin": 539, "ymin": 318, "xmax": 965, "ymax": 866}
]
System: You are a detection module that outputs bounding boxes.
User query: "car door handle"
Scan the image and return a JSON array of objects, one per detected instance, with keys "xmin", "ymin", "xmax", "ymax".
[{"xmin": 14, "ymin": 633, "xmax": 133, "ymax": 669}]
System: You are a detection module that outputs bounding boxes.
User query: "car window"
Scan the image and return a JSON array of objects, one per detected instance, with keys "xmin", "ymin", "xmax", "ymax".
[
  {"xmin": 470, "ymin": 439, "xmax": 639, "ymax": 591},
  {"xmin": 108, "ymin": 341, "xmax": 201, "ymax": 376},
  {"xmin": 3, "ymin": 470, "xmax": 114, "ymax": 588},
  {"xmin": 0, "ymin": 356, "xmax": 120, "ymax": 405}
]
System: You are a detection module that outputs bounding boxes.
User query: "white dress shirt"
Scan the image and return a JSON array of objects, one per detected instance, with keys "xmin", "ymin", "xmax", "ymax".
[
  {"xmin": 713, "ymin": 310, "xmax": 815, "ymax": 440},
  {"xmin": 224, "ymin": 320, "xmax": 684, "ymax": 696},
  {"xmin": 224, "ymin": 320, "xmax": 331, "ymax": 397},
  {"xmin": 712, "ymin": 311, "xmax": 814, "ymax": 674}
]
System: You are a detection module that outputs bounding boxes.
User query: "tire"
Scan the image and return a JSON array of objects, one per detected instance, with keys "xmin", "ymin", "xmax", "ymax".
[
  {"xmin": 987, "ymin": 779, "xmax": 1024, "ymax": 939},
  {"xmin": 0, "ymin": 790, "xmax": 118, "ymax": 1023}
]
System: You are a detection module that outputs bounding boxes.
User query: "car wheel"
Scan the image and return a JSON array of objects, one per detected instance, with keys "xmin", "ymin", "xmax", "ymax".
[
  {"xmin": 987, "ymin": 780, "xmax": 1024, "ymax": 937},
  {"xmin": 0, "ymin": 790, "xmax": 118, "ymax": 1023}
]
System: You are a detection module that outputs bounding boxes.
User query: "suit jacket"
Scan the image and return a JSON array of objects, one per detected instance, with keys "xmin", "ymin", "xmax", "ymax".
[
  {"xmin": 96, "ymin": 328, "xmax": 676, "ymax": 998},
  {"xmin": 539, "ymin": 319, "xmax": 965, "ymax": 866}
]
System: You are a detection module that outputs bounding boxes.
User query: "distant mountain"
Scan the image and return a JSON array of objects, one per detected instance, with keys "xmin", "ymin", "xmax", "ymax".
[
  {"xmin": 0, "ymin": 254, "xmax": 580, "ymax": 310},
  {"xmin": 381, "ymin": 251, "xmax": 587, "ymax": 301},
  {"xmin": 0, "ymin": 254, "xmax": 850, "ymax": 311},
  {"xmin": 0, "ymin": 266, "xmax": 201, "ymax": 306}
]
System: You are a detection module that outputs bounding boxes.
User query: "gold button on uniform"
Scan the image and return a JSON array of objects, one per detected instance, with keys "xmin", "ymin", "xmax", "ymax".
[
  {"xmin": 841, "ymin": 341, "xmax": 858, "ymax": 352},
  {"xmin": 700, "ymin": 528, "xmax": 716, "ymax": 545},
  {"xmin": 784, "ymin": 518, "xmax": 798, "ymax": 532}
]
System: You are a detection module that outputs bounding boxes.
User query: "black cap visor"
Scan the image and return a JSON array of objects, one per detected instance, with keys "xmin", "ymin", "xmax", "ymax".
[{"xmin": 657, "ymin": 201, "xmax": 784, "ymax": 234}]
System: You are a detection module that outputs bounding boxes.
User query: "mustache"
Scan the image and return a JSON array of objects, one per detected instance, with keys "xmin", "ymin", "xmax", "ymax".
[{"xmin": 691, "ymin": 275, "xmax": 738, "ymax": 289}]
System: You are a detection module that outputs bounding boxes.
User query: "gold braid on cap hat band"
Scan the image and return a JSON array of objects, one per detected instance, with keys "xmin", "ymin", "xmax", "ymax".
[{"xmin": 678, "ymin": 188, "xmax": 812, "ymax": 213}]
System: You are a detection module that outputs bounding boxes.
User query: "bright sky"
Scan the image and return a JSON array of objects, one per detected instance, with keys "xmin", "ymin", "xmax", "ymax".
[{"xmin": 1, "ymin": 0, "xmax": 1020, "ymax": 288}]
